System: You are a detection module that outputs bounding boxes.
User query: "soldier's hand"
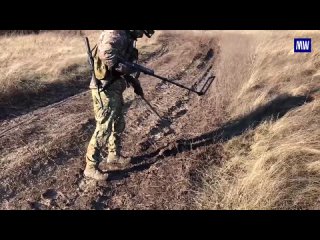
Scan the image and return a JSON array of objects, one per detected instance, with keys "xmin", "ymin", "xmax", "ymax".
[
  {"xmin": 124, "ymin": 75, "xmax": 144, "ymax": 97},
  {"xmin": 115, "ymin": 63, "xmax": 136, "ymax": 75},
  {"xmin": 133, "ymin": 83, "xmax": 144, "ymax": 98}
]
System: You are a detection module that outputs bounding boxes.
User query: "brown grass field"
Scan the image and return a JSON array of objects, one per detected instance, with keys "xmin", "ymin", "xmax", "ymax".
[{"xmin": 0, "ymin": 30, "xmax": 319, "ymax": 209}]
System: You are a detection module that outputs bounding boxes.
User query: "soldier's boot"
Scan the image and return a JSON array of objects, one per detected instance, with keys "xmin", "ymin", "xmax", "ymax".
[
  {"xmin": 104, "ymin": 152, "xmax": 131, "ymax": 170},
  {"xmin": 84, "ymin": 161, "xmax": 108, "ymax": 181}
]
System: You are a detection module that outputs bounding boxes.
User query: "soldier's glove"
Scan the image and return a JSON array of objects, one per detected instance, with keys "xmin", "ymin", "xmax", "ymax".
[
  {"xmin": 133, "ymin": 81, "xmax": 144, "ymax": 97},
  {"xmin": 124, "ymin": 75, "xmax": 144, "ymax": 98},
  {"xmin": 115, "ymin": 63, "xmax": 137, "ymax": 75}
]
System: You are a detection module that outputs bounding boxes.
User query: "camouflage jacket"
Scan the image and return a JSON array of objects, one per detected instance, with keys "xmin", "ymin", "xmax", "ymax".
[{"xmin": 90, "ymin": 30, "xmax": 137, "ymax": 89}]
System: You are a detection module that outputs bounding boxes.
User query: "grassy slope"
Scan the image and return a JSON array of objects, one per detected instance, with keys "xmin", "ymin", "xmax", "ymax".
[
  {"xmin": 197, "ymin": 31, "xmax": 320, "ymax": 209},
  {"xmin": 1, "ymin": 30, "xmax": 319, "ymax": 209},
  {"xmin": 0, "ymin": 31, "xmax": 99, "ymax": 118}
]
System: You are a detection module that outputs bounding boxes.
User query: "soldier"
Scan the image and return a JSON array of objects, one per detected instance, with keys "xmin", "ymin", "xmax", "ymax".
[{"xmin": 84, "ymin": 30, "xmax": 154, "ymax": 181}]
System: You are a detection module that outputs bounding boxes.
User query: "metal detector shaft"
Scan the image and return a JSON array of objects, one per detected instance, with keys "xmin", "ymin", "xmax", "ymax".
[
  {"xmin": 119, "ymin": 59, "xmax": 205, "ymax": 96},
  {"xmin": 141, "ymin": 96, "xmax": 163, "ymax": 120},
  {"xmin": 152, "ymin": 73, "xmax": 203, "ymax": 95}
]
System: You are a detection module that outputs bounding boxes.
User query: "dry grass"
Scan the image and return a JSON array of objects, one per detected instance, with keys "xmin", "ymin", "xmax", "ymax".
[
  {"xmin": 208, "ymin": 31, "xmax": 261, "ymax": 119},
  {"xmin": 0, "ymin": 30, "xmax": 163, "ymax": 117},
  {"xmin": 2, "ymin": 30, "xmax": 320, "ymax": 209},
  {"xmin": 230, "ymin": 30, "xmax": 320, "ymax": 119},
  {"xmin": 0, "ymin": 30, "xmax": 100, "ymax": 115},
  {"xmin": 197, "ymin": 31, "xmax": 320, "ymax": 210}
]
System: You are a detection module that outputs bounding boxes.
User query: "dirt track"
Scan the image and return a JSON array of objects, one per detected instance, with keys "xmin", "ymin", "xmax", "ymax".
[{"xmin": 0, "ymin": 32, "xmax": 221, "ymax": 209}]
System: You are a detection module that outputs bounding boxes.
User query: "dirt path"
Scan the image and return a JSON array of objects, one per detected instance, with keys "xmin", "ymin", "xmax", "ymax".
[{"xmin": 0, "ymin": 32, "xmax": 221, "ymax": 210}]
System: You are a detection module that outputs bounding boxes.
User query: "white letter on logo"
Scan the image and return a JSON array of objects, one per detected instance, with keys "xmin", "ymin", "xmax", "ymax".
[
  {"xmin": 302, "ymin": 41, "xmax": 310, "ymax": 50},
  {"xmin": 296, "ymin": 41, "xmax": 303, "ymax": 50}
]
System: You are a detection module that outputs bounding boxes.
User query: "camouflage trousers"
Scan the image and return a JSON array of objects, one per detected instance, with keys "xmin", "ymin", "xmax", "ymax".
[{"xmin": 86, "ymin": 78, "xmax": 127, "ymax": 164}]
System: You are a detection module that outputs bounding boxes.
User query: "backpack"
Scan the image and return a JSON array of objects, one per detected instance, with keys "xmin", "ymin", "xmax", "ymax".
[{"xmin": 93, "ymin": 46, "xmax": 108, "ymax": 80}]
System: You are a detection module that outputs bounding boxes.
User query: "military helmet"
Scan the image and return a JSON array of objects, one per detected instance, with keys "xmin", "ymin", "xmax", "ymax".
[
  {"xmin": 143, "ymin": 30, "xmax": 155, "ymax": 38},
  {"xmin": 128, "ymin": 30, "xmax": 144, "ymax": 39},
  {"xmin": 128, "ymin": 30, "xmax": 155, "ymax": 39}
]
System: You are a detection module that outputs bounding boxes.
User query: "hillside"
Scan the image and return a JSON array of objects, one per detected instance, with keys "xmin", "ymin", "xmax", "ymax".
[{"xmin": 0, "ymin": 30, "xmax": 319, "ymax": 209}]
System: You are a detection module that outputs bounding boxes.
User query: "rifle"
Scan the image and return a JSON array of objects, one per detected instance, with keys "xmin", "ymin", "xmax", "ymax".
[
  {"xmin": 83, "ymin": 36, "xmax": 104, "ymax": 108},
  {"xmin": 118, "ymin": 58, "xmax": 213, "ymax": 96}
]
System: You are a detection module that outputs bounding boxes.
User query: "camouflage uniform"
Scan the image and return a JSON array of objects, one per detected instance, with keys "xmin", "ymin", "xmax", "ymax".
[
  {"xmin": 86, "ymin": 78, "xmax": 127, "ymax": 164},
  {"xmin": 84, "ymin": 30, "xmax": 153, "ymax": 180},
  {"xmin": 86, "ymin": 30, "xmax": 137, "ymax": 167}
]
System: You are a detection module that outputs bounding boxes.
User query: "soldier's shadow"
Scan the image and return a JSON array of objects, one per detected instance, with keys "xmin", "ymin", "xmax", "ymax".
[{"xmin": 107, "ymin": 94, "xmax": 313, "ymax": 181}]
